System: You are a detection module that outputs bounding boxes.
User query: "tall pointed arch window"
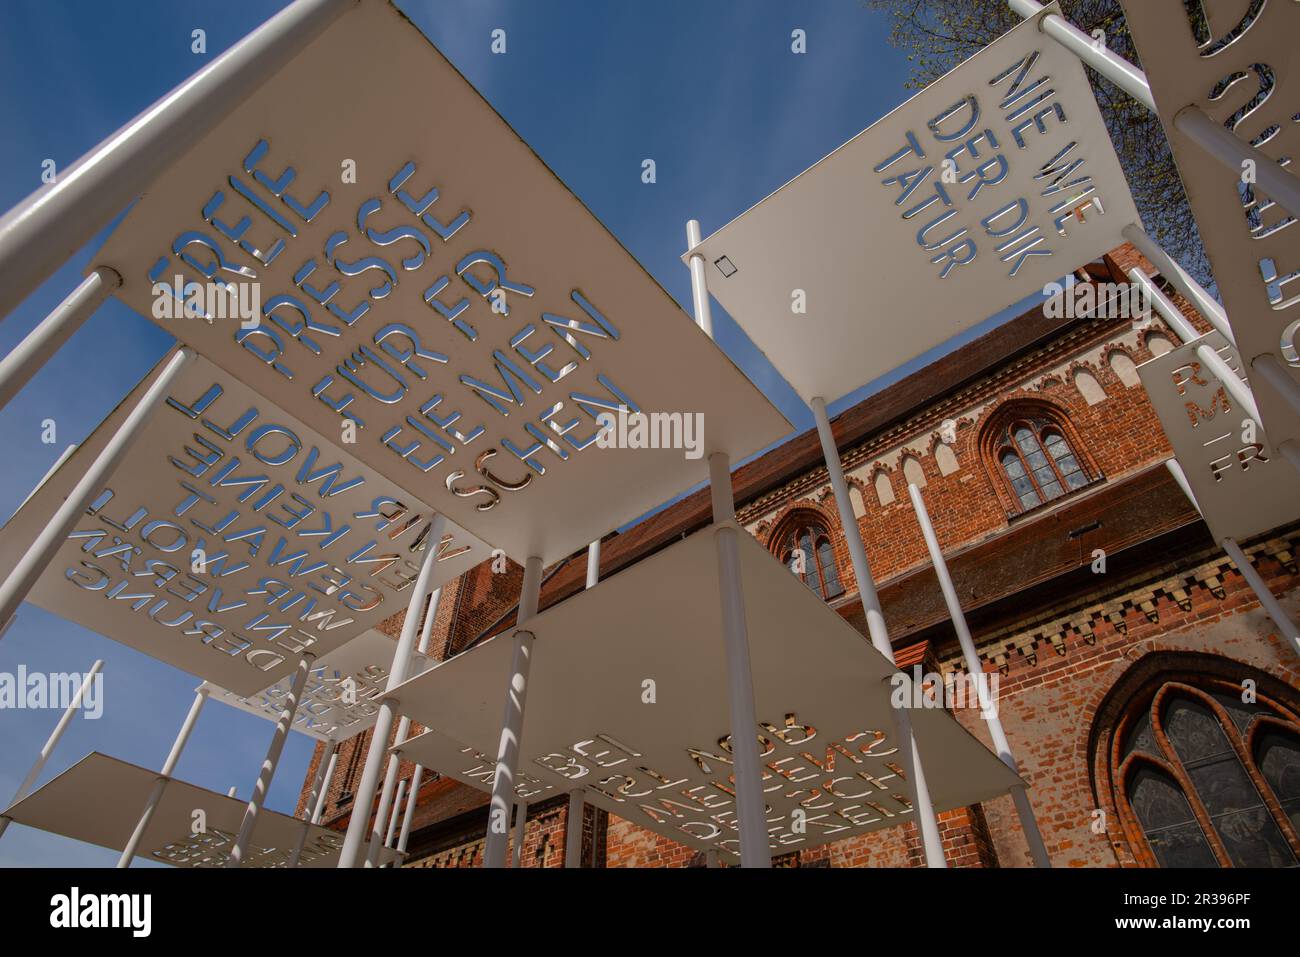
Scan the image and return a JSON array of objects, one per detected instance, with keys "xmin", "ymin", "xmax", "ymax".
[
  {"xmin": 775, "ymin": 517, "xmax": 844, "ymax": 601},
  {"xmin": 1110, "ymin": 675, "xmax": 1300, "ymax": 868}
]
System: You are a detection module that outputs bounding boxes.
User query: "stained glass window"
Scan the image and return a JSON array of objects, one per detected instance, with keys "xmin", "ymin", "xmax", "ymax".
[
  {"xmin": 1115, "ymin": 679, "xmax": 1300, "ymax": 868},
  {"xmin": 777, "ymin": 520, "xmax": 845, "ymax": 601}
]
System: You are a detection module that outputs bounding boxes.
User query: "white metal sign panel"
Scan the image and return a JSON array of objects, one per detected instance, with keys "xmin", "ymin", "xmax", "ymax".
[
  {"xmin": 202, "ymin": 628, "xmax": 430, "ymax": 741},
  {"xmin": 685, "ymin": 3, "xmax": 1140, "ymax": 405},
  {"xmin": 2, "ymin": 752, "xmax": 399, "ymax": 868},
  {"xmin": 387, "ymin": 526, "xmax": 1021, "ymax": 862},
  {"xmin": 400, "ymin": 728, "xmax": 560, "ymax": 807},
  {"xmin": 1120, "ymin": 0, "xmax": 1300, "ymax": 455},
  {"xmin": 91, "ymin": 0, "xmax": 789, "ymax": 566},
  {"xmin": 1139, "ymin": 331, "xmax": 1299, "ymax": 542},
  {"xmin": 0, "ymin": 350, "xmax": 490, "ymax": 697}
]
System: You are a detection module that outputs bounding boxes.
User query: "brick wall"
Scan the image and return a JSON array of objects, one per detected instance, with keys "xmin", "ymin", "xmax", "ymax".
[{"xmin": 306, "ymin": 243, "xmax": 1300, "ymax": 869}]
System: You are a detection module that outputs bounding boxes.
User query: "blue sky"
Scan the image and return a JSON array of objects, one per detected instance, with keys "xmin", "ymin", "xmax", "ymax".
[{"xmin": 0, "ymin": 0, "xmax": 1038, "ymax": 866}]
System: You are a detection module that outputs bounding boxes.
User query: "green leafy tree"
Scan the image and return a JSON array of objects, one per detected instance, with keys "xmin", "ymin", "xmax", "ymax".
[{"xmin": 865, "ymin": 0, "xmax": 1211, "ymax": 284}]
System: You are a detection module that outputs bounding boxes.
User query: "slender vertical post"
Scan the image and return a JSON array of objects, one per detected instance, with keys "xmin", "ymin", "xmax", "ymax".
[
  {"xmin": 511, "ymin": 802, "xmax": 526, "ymax": 868},
  {"xmin": 0, "ymin": 0, "xmax": 355, "ymax": 323},
  {"xmin": 564, "ymin": 789, "xmax": 586, "ymax": 869},
  {"xmin": 1166, "ymin": 459, "xmax": 1300, "ymax": 658},
  {"xmin": 481, "ymin": 555, "xmax": 543, "ymax": 868},
  {"xmin": 686, "ymin": 215, "xmax": 769, "ymax": 868},
  {"xmin": 396, "ymin": 769, "xmax": 422, "ymax": 854},
  {"xmin": 1129, "ymin": 268, "xmax": 1265, "ymax": 426},
  {"xmin": 1120, "ymin": 224, "xmax": 1232, "ymax": 343},
  {"xmin": 810, "ymin": 396, "xmax": 946, "ymax": 867},
  {"xmin": 709, "ymin": 452, "xmax": 772, "ymax": 868},
  {"xmin": 311, "ymin": 744, "xmax": 337, "ymax": 824},
  {"xmin": 706, "ymin": 849, "xmax": 720, "ymax": 868},
  {"xmin": 227, "ymin": 653, "xmax": 313, "ymax": 867},
  {"xmin": 394, "ymin": 582, "xmax": 446, "ymax": 856},
  {"xmin": 385, "ymin": 780, "xmax": 406, "ymax": 848},
  {"xmin": 1221, "ymin": 539, "xmax": 1300, "ymax": 658},
  {"xmin": 338, "ymin": 519, "xmax": 447, "ymax": 868},
  {"xmin": 0, "ymin": 659, "xmax": 102, "ymax": 841},
  {"xmin": 117, "ymin": 687, "xmax": 208, "ymax": 868},
  {"xmin": 1136, "ymin": 266, "xmax": 1300, "ymax": 479},
  {"xmin": 907, "ymin": 483, "xmax": 1052, "ymax": 867},
  {"xmin": 288, "ymin": 737, "xmax": 335, "ymax": 868},
  {"xmin": 560, "ymin": 539, "xmax": 603, "ymax": 869},
  {"xmin": 364, "ymin": 518, "xmax": 447, "ymax": 868},
  {"xmin": 0, "ymin": 347, "xmax": 195, "ymax": 628},
  {"xmin": 685, "ymin": 220, "xmax": 715, "ymax": 338},
  {"xmin": 0, "ymin": 268, "xmax": 120, "ymax": 412},
  {"xmin": 1251, "ymin": 354, "xmax": 1300, "ymax": 422}
]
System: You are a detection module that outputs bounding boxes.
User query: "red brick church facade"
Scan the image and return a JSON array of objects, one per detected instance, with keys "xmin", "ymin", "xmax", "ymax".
[{"xmin": 299, "ymin": 242, "xmax": 1300, "ymax": 868}]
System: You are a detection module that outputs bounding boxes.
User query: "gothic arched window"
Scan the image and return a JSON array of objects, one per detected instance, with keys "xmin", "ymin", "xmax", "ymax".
[
  {"xmin": 1113, "ymin": 677, "xmax": 1300, "ymax": 868},
  {"xmin": 995, "ymin": 417, "xmax": 1089, "ymax": 512},
  {"xmin": 776, "ymin": 518, "xmax": 844, "ymax": 601}
]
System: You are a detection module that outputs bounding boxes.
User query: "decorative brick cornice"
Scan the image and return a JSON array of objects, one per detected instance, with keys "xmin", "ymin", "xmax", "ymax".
[{"xmin": 938, "ymin": 529, "xmax": 1300, "ymax": 677}]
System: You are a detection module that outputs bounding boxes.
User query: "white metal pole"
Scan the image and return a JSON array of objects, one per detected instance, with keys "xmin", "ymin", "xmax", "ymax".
[
  {"xmin": 227, "ymin": 652, "xmax": 313, "ymax": 867},
  {"xmin": 287, "ymin": 737, "xmax": 334, "ymax": 868},
  {"xmin": 1222, "ymin": 538, "xmax": 1300, "ymax": 659},
  {"xmin": 1136, "ymin": 267, "xmax": 1300, "ymax": 478},
  {"xmin": 685, "ymin": 220, "xmax": 715, "ymax": 338},
  {"xmin": 685, "ymin": 215, "xmax": 770, "ymax": 868},
  {"xmin": 709, "ymin": 451, "xmax": 772, "ymax": 869},
  {"xmin": 810, "ymin": 397, "xmax": 946, "ymax": 867},
  {"xmin": 1120, "ymin": 224, "xmax": 1232, "ymax": 343},
  {"xmin": 364, "ymin": 715, "xmax": 411, "ymax": 868},
  {"xmin": 393, "ymin": 582, "xmax": 446, "ymax": 856},
  {"xmin": 396, "ymin": 767, "xmax": 422, "ymax": 854},
  {"xmin": 0, "ymin": 0, "xmax": 354, "ymax": 323},
  {"xmin": 564, "ymin": 788, "xmax": 586, "ymax": 869},
  {"xmin": 1166, "ymin": 459, "xmax": 1300, "ymax": 658},
  {"xmin": 0, "ymin": 268, "xmax": 120, "ymax": 411},
  {"xmin": 117, "ymin": 686, "xmax": 208, "ymax": 868},
  {"xmin": 1129, "ymin": 267, "xmax": 1264, "ymax": 425},
  {"xmin": 227, "ymin": 786, "xmax": 238, "ymax": 798},
  {"xmin": 1007, "ymin": 0, "xmax": 1154, "ymax": 110},
  {"xmin": 0, "ymin": 347, "xmax": 195, "ymax": 628},
  {"xmin": 338, "ymin": 517, "xmax": 447, "ymax": 868},
  {"xmin": 560, "ymin": 539, "xmax": 602, "ymax": 869},
  {"xmin": 312, "ymin": 744, "xmax": 338, "ymax": 824},
  {"xmin": 906, "ymin": 483, "xmax": 1052, "ymax": 867},
  {"xmin": 364, "ymin": 517, "xmax": 447, "ymax": 868},
  {"xmin": 1008, "ymin": 0, "xmax": 1299, "ymax": 218},
  {"xmin": 481, "ymin": 555, "xmax": 543, "ymax": 868},
  {"xmin": 1251, "ymin": 354, "xmax": 1300, "ymax": 422},
  {"xmin": 586, "ymin": 539, "xmax": 601, "ymax": 589},
  {"xmin": 386, "ymin": 780, "xmax": 406, "ymax": 847},
  {"xmin": 1173, "ymin": 108, "xmax": 1300, "ymax": 220},
  {"xmin": 0, "ymin": 659, "xmax": 102, "ymax": 841},
  {"xmin": 511, "ymin": 801, "xmax": 526, "ymax": 868}
]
